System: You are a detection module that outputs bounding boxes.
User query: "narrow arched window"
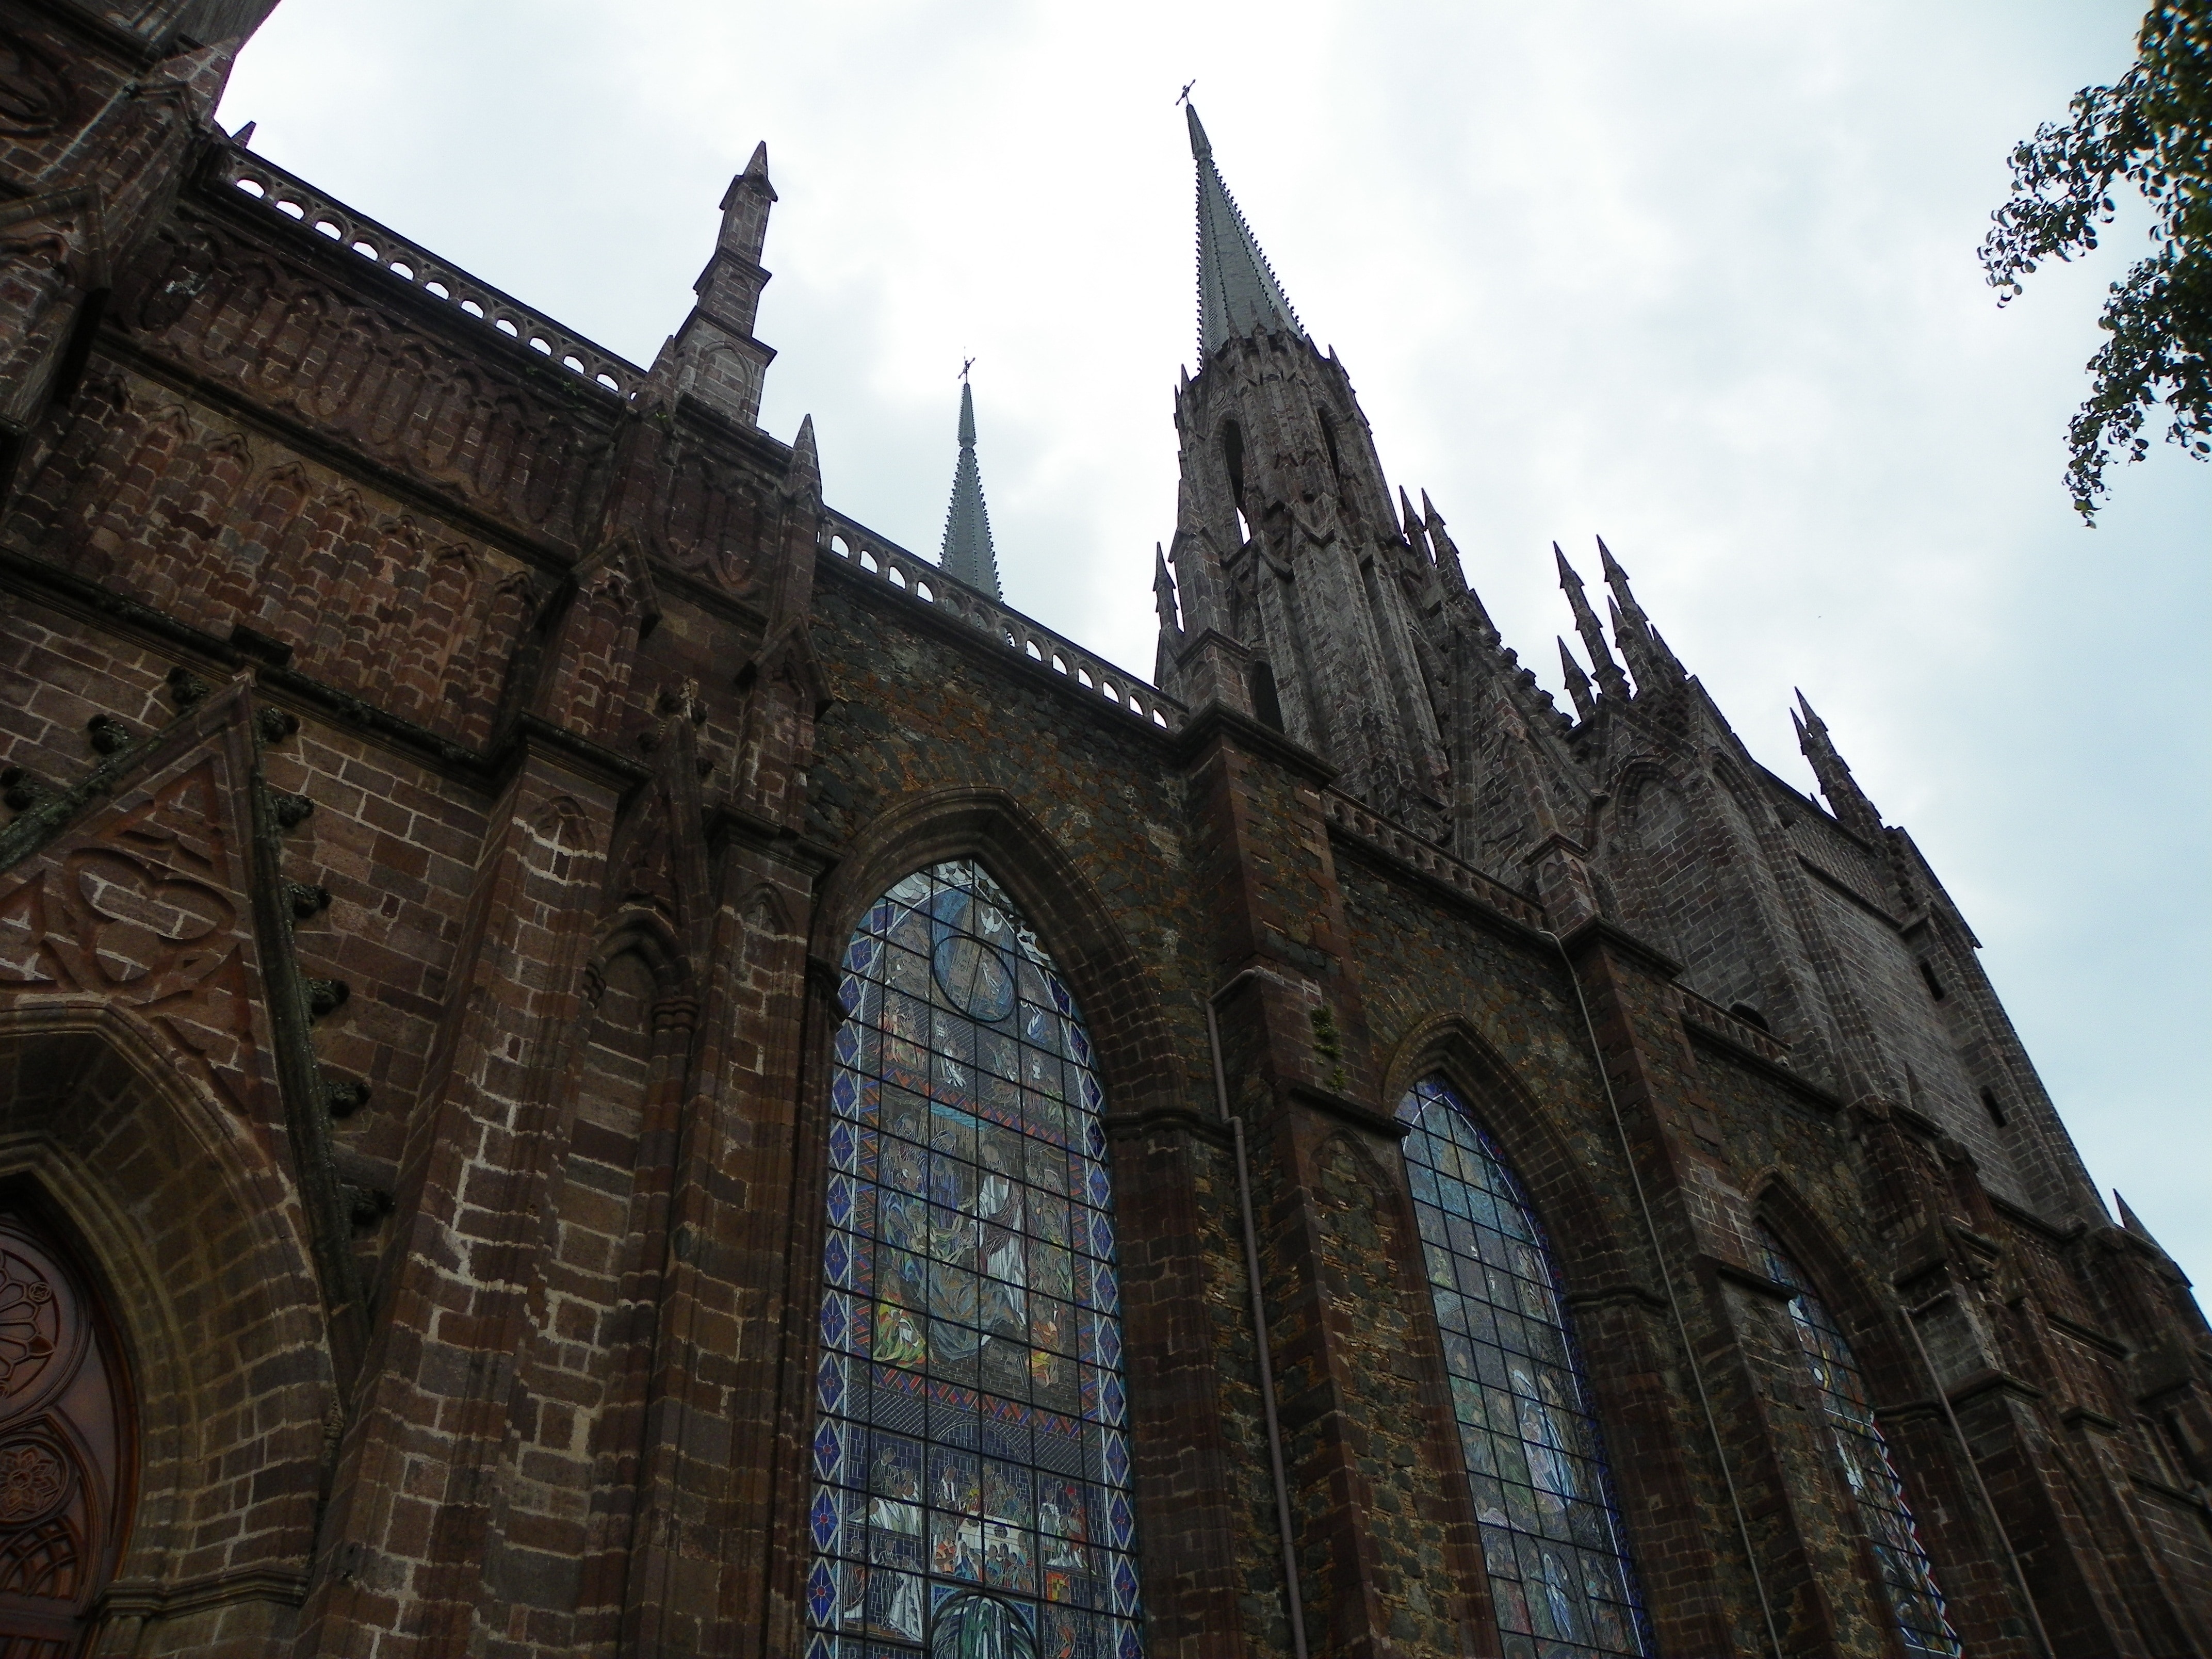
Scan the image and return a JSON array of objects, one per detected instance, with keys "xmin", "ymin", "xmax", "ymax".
[
  {"xmin": 1756, "ymin": 1227, "xmax": 1961, "ymax": 1659},
  {"xmin": 808, "ymin": 860, "xmax": 1143, "ymax": 1659},
  {"xmin": 1400, "ymin": 1076, "xmax": 1653, "ymax": 1659}
]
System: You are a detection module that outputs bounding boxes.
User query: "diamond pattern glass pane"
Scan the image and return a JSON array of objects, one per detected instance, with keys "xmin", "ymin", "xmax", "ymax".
[
  {"xmin": 809, "ymin": 860, "xmax": 1144, "ymax": 1659},
  {"xmin": 1400, "ymin": 1077, "xmax": 1654, "ymax": 1659},
  {"xmin": 1757, "ymin": 1226, "xmax": 1962, "ymax": 1659}
]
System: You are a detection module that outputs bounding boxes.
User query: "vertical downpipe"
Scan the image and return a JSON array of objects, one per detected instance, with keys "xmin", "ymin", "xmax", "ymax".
[
  {"xmin": 1902, "ymin": 1297, "xmax": 2056, "ymax": 1659},
  {"xmin": 1544, "ymin": 930, "xmax": 1785, "ymax": 1659},
  {"xmin": 1205, "ymin": 977, "xmax": 1309, "ymax": 1659}
]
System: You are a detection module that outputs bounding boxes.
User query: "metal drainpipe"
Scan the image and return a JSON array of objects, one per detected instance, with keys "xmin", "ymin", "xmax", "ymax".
[
  {"xmin": 1900, "ymin": 1295, "xmax": 2056, "ymax": 1659},
  {"xmin": 1205, "ymin": 970, "xmax": 1310, "ymax": 1659},
  {"xmin": 1543, "ymin": 930, "xmax": 1786, "ymax": 1659}
]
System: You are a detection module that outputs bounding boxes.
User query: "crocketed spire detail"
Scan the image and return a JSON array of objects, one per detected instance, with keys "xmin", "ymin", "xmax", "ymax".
[
  {"xmin": 939, "ymin": 380, "xmax": 1002, "ymax": 599},
  {"xmin": 1188, "ymin": 103, "xmax": 1303, "ymax": 359}
]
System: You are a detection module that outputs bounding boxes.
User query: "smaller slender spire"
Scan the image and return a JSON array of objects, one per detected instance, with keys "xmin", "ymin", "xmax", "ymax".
[
  {"xmin": 1421, "ymin": 492, "xmax": 1468, "ymax": 594},
  {"xmin": 1598, "ymin": 536, "xmax": 1684, "ymax": 686},
  {"xmin": 1153, "ymin": 542, "xmax": 1181, "ymax": 638},
  {"xmin": 939, "ymin": 380, "xmax": 1003, "ymax": 599},
  {"xmin": 785, "ymin": 413, "xmax": 820, "ymax": 498},
  {"xmin": 1188, "ymin": 103, "xmax": 1304, "ymax": 358},
  {"xmin": 1605, "ymin": 594, "xmax": 1658, "ymax": 692},
  {"xmin": 650, "ymin": 141, "xmax": 779, "ymax": 426},
  {"xmin": 1556, "ymin": 544, "xmax": 1630, "ymax": 700},
  {"xmin": 2115, "ymin": 1192, "xmax": 2172, "ymax": 1255},
  {"xmin": 1397, "ymin": 486, "xmax": 1437, "ymax": 597},
  {"xmin": 1398, "ymin": 486, "xmax": 1426, "ymax": 552},
  {"xmin": 1557, "ymin": 639, "xmax": 1596, "ymax": 720},
  {"xmin": 1793, "ymin": 690, "xmax": 1883, "ymax": 840}
]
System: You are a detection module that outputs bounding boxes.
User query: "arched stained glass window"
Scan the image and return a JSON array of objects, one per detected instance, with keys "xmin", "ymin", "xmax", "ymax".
[
  {"xmin": 808, "ymin": 860, "xmax": 1143, "ymax": 1659},
  {"xmin": 1756, "ymin": 1226, "xmax": 1961, "ymax": 1659},
  {"xmin": 1400, "ymin": 1076, "xmax": 1653, "ymax": 1659}
]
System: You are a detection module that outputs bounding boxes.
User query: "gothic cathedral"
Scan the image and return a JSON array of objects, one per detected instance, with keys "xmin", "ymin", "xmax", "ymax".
[{"xmin": 0, "ymin": 4, "xmax": 2202, "ymax": 1656}]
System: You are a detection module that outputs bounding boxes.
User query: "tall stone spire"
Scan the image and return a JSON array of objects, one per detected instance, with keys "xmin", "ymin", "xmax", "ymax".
[
  {"xmin": 1156, "ymin": 105, "xmax": 1451, "ymax": 839},
  {"xmin": 1187, "ymin": 104, "xmax": 1303, "ymax": 359},
  {"xmin": 939, "ymin": 380, "xmax": 1002, "ymax": 599}
]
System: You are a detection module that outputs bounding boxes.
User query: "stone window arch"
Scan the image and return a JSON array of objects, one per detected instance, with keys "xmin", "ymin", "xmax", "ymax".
[
  {"xmin": 1398, "ymin": 1075, "xmax": 1653, "ymax": 1659},
  {"xmin": 1754, "ymin": 1224, "xmax": 1962, "ymax": 1659},
  {"xmin": 806, "ymin": 858, "xmax": 1142, "ymax": 1659}
]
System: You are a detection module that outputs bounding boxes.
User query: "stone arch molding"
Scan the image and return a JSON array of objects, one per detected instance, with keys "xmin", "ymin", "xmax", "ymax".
[
  {"xmin": 582, "ymin": 908, "xmax": 695, "ymax": 1010},
  {"xmin": 1747, "ymin": 1168, "xmax": 1915, "ymax": 1376},
  {"xmin": 811, "ymin": 785, "xmax": 1181, "ymax": 1116},
  {"xmin": 0, "ymin": 1000, "xmax": 336, "ymax": 1646},
  {"xmin": 1381, "ymin": 1009, "xmax": 1639, "ymax": 1293}
]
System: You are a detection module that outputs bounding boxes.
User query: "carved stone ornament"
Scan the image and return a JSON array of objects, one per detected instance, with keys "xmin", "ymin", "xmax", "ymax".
[
  {"xmin": 0, "ymin": 1439, "xmax": 69, "ymax": 1527},
  {"xmin": 0, "ymin": 1216, "xmax": 131, "ymax": 1646},
  {"xmin": 0, "ymin": 739, "xmax": 278, "ymax": 1117}
]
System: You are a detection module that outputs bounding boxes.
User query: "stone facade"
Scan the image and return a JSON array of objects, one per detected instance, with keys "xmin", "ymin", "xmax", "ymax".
[{"xmin": 0, "ymin": 3, "xmax": 2203, "ymax": 1655}]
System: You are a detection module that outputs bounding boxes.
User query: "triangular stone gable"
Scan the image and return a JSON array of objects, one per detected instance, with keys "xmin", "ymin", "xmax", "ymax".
[{"xmin": 0, "ymin": 679, "xmax": 281, "ymax": 1122}]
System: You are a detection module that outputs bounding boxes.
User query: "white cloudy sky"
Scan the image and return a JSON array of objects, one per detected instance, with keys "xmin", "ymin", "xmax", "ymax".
[{"xmin": 217, "ymin": 2, "xmax": 2209, "ymax": 1286}]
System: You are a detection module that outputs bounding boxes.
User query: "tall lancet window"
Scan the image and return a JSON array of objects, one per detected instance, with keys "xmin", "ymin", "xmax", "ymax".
[
  {"xmin": 1400, "ymin": 1076, "xmax": 1654, "ymax": 1659},
  {"xmin": 1755, "ymin": 1226, "xmax": 1961, "ymax": 1659},
  {"xmin": 809, "ymin": 860, "xmax": 1143, "ymax": 1659}
]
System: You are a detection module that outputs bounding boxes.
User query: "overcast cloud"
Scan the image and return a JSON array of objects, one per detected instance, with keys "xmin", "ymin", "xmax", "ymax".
[{"xmin": 216, "ymin": 2, "xmax": 2209, "ymax": 1286}]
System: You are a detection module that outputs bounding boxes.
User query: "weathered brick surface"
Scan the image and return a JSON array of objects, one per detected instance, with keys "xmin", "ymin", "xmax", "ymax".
[{"xmin": 0, "ymin": 7, "xmax": 2202, "ymax": 1656}]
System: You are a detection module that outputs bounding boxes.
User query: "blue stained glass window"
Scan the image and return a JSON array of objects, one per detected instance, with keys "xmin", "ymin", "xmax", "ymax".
[
  {"xmin": 1756, "ymin": 1226, "xmax": 1961, "ymax": 1659},
  {"xmin": 808, "ymin": 860, "xmax": 1144, "ymax": 1659},
  {"xmin": 1399, "ymin": 1076, "xmax": 1654, "ymax": 1659}
]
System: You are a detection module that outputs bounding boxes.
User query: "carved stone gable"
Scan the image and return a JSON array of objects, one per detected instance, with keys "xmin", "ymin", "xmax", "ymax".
[{"xmin": 0, "ymin": 702, "xmax": 276, "ymax": 1120}]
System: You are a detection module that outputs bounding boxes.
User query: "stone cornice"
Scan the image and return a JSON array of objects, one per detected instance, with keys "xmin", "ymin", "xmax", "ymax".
[
  {"xmin": 1558, "ymin": 915, "xmax": 1684, "ymax": 981},
  {"xmin": 1281, "ymin": 1080, "xmax": 1410, "ymax": 1141},
  {"xmin": 1170, "ymin": 699, "xmax": 1336, "ymax": 783}
]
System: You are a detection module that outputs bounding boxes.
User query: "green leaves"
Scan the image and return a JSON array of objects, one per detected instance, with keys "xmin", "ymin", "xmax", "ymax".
[{"xmin": 1981, "ymin": 1, "xmax": 2210, "ymax": 521}]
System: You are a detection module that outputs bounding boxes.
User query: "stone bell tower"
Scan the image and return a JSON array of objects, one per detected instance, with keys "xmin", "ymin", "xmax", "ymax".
[{"xmin": 1152, "ymin": 105, "xmax": 1453, "ymax": 839}]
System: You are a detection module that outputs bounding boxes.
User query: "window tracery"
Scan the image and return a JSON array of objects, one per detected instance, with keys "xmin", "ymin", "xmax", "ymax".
[
  {"xmin": 0, "ymin": 1204, "xmax": 131, "ymax": 1658},
  {"xmin": 1756, "ymin": 1225, "xmax": 1961, "ymax": 1659},
  {"xmin": 808, "ymin": 860, "xmax": 1142, "ymax": 1659},
  {"xmin": 1400, "ymin": 1076, "xmax": 1653, "ymax": 1659}
]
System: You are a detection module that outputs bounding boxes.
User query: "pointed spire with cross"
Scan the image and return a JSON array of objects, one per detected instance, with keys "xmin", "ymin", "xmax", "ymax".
[
  {"xmin": 1186, "ymin": 103, "xmax": 1304, "ymax": 359},
  {"xmin": 939, "ymin": 378, "xmax": 1002, "ymax": 599}
]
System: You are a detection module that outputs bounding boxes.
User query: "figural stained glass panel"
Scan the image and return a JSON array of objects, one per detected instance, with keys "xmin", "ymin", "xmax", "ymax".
[
  {"xmin": 808, "ymin": 860, "xmax": 1143, "ymax": 1659},
  {"xmin": 1400, "ymin": 1076, "xmax": 1654, "ymax": 1659},
  {"xmin": 1756, "ymin": 1226, "xmax": 1961, "ymax": 1659}
]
